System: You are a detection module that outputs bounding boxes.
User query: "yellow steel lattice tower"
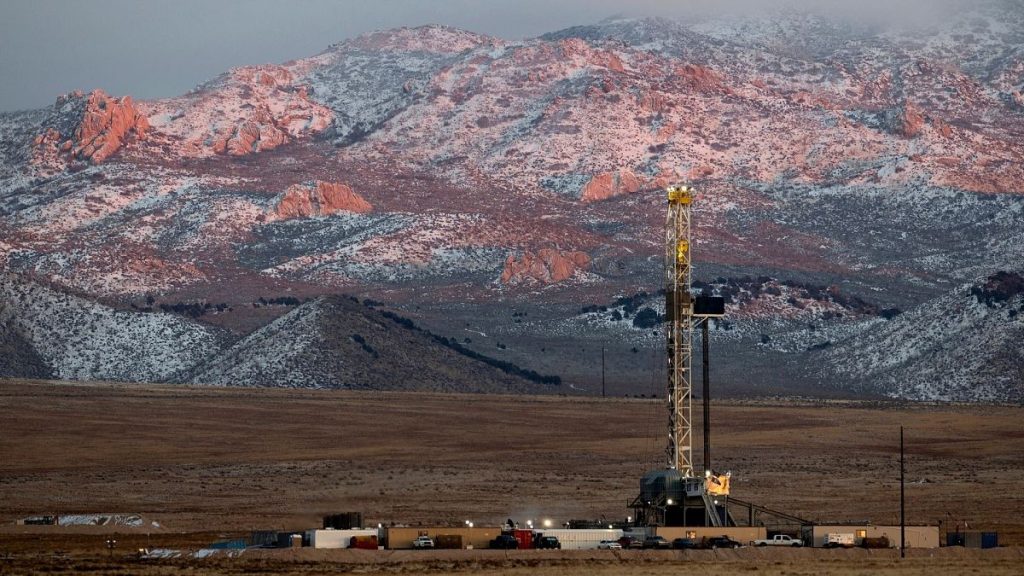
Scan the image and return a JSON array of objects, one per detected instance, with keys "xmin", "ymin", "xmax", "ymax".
[{"xmin": 665, "ymin": 184, "xmax": 694, "ymax": 476}]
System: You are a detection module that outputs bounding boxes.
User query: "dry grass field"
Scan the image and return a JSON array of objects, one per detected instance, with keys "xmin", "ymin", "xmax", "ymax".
[{"xmin": 1, "ymin": 379, "xmax": 1022, "ymax": 575}]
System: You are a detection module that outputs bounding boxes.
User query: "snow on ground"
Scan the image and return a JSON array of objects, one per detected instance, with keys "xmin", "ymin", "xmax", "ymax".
[{"xmin": 0, "ymin": 274, "xmax": 225, "ymax": 383}]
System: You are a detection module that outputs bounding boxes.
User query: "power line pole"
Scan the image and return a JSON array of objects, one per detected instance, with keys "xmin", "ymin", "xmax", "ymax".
[
  {"xmin": 601, "ymin": 345, "xmax": 606, "ymax": 398},
  {"xmin": 900, "ymin": 425, "xmax": 906, "ymax": 559}
]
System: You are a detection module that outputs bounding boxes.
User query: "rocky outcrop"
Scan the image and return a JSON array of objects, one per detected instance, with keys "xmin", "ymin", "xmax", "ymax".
[
  {"xmin": 212, "ymin": 110, "xmax": 290, "ymax": 156},
  {"xmin": 142, "ymin": 64, "xmax": 333, "ymax": 159},
  {"xmin": 500, "ymin": 249, "xmax": 590, "ymax": 285},
  {"xmin": 893, "ymin": 101, "xmax": 925, "ymax": 138},
  {"xmin": 1010, "ymin": 90, "xmax": 1024, "ymax": 110},
  {"xmin": 33, "ymin": 89, "xmax": 149, "ymax": 165},
  {"xmin": 675, "ymin": 63, "xmax": 724, "ymax": 92},
  {"xmin": 272, "ymin": 181, "xmax": 372, "ymax": 220},
  {"xmin": 932, "ymin": 117, "xmax": 954, "ymax": 139},
  {"xmin": 580, "ymin": 169, "xmax": 644, "ymax": 202}
]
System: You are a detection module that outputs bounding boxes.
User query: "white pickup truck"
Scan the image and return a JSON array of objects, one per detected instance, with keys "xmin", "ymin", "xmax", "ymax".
[
  {"xmin": 412, "ymin": 535, "xmax": 435, "ymax": 549},
  {"xmin": 752, "ymin": 534, "xmax": 803, "ymax": 547}
]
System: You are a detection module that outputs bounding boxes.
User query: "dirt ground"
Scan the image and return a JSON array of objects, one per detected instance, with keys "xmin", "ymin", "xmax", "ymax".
[{"xmin": 1, "ymin": 379, "xmax": 1022, "ymax": 574}]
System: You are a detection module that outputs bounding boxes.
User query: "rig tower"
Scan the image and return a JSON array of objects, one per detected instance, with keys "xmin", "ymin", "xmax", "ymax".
[
  {"xmin": 632, "ymin": 184, "xmax": 731, "ymax": 528},
  {"xmin": 665, "ymin": 184, "xmax": 695, "ymax": 475}
]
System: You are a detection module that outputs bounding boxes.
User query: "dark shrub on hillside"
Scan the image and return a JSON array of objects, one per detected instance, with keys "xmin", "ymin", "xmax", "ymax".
[
  {"xmin": 970, "ymin": 271, "xmax": 1024, "ymax": 308},
  {"xmin": 632, "ymin": 307, "xmax": 660, "ymax": 329}
]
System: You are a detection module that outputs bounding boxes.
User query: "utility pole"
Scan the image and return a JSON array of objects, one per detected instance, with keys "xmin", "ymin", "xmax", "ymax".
[
  {"xmin": 900, "ymin": 425, "xmax": 906, "ymax": 559},
  {"xmin": 601, "ymin": 345, "xmax": 606, "ymax": 398}
]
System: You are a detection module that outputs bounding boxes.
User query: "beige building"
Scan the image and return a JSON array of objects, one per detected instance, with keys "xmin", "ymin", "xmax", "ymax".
[
  {"xmin": 807, "ymin": 525, "xmax": 939, "ymax": 548},
  {"xmin": 656, "ymin": 526, "xmax": 766, "ymax": 544},
  {"xmin": 385, "ymin": 527, "xmax": 502, "ymax": 549}
]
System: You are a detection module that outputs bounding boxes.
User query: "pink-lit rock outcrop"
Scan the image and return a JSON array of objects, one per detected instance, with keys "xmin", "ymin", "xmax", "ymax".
[
  {"xmin": 500, "ymin": 249, "xmax": 590, "ymax": 285},
  {"xmin": 33, "ymin": 89, "xmax": 149, "ymax": 165},
  {"xmin": 580, "ymin": 169, "xmax": 644, "ymax": 202},
  {"xmin": 272, "ymin": 181, "xmax": 373, "ymax": 220}
]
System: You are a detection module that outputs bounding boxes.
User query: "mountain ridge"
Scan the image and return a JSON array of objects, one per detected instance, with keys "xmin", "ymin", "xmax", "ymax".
[{"xmin": 1, "ymin": 8, "xmax": 1022, "ymax": 401}]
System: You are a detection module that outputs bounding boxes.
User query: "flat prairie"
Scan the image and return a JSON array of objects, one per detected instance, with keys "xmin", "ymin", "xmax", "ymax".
[{"xmin": 1, "ymin": 379, "xmax": 1022, "ymax": 575}]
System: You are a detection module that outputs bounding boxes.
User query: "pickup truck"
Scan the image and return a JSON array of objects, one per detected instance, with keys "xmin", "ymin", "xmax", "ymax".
[
  {"xmin": 705, "ymin": 536, "xmax": 742, "ymax": 549},
  {"xmin": 534, "ymin": 535, "xmax": 561, "ymax": 549},
  {"xmin": 490, "ymin": 534, "xmax": 519, "ymax": 549},
  {"xmin": 752, "ymin": 534, "xmax": 802, "ymax": 547},
  {"xmin": 412, "ymin": 535, "xmax": 435, "ymax": 549}
]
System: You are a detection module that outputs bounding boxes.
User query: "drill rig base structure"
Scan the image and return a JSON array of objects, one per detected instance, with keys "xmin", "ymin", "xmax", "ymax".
[{"xmin": 631, "ymin": 185, "xmax": 734, "ymax": 528}]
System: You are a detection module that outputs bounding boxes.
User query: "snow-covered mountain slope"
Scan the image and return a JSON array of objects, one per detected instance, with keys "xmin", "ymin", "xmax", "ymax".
[
  {"xmin": 0, "ymin": 311, "xmax": 52, "ymax": 379},
  {"xmin": 0, "ymin": 273, "xmax": 225, "ymax": 382},
  {"xmin": 820, "ymin": 272, "xmax": 1024, "ymax": 402},
  {"xmin": 1, "ymin": 5, "xmax": 1022, "ymax": 401},
  {"xmin": 187, "ymin": 295, "xmax": 559, "ymax": 393}
]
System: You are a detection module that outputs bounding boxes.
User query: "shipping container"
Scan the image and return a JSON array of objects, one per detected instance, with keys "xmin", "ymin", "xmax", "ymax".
[
  {"xmin": 513, "ymin": 529, "xmax": 534, "ymax": 550},
  {"xmin": 957, "ymin": 531, "xmax": 999, "ymax": 549},
  {"xmin": 349, "ymin": 535, "xmax": 379, "ymax": 550},
  {"xmin": 532, "ymin": 529, "xmax": 624, "ymax": 550},
  {"xmin": 306, "ymin": 529, "xmax": 378, "ymax": 549}
]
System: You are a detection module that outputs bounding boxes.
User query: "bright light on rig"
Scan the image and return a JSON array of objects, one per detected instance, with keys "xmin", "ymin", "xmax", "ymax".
[{"xmin": 543, "ymin": 519, "xmax": 552, "ymax": 528}]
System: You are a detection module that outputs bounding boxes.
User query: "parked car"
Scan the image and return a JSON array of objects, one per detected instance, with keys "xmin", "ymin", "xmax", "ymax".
[
  {"xmin": 534, "ymin": 535, "xmax": 561, "ymax": 549},
  {"xmin": 672, "ymin": 537, "xmax": 700, "ymax": 549},
  {"xmin": 598, "ymin": 540, "xmax": 623, "ymax": 549},
  {"xmin": 490, "ymin": 534, "xmax": 519, "ymax": 549},
  {"xmin": 642, "ymin": 536, "xmax": 672, "ymax": 549},
  {"xmin": 617, "ymin": 536, "xmax": 643, "ymax": 549},
  {"xmin": 705, "ymin": 536, "xmax": 742, "ymax": 549},
  {"xmin": 412, "ymin": 535, "xmax": 434, "ymax": 549}
]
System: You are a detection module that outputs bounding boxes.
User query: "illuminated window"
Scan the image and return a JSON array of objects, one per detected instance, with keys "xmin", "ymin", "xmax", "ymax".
[{"xmin": 856, "ymin": 530, "xmax": 867, "ymax": 539}]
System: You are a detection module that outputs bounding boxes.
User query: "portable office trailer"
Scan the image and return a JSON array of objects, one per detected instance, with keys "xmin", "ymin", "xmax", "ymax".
[
  {"xmin": 532, "ymin": 529, "xmax": 624, "ymax": 550},
  {"xmin": 306, "ymin": 529, "xmax": 379, "ymax": 549},
  {"xmin": 808, "ymin": 525, "xmax": 939, "ymax": 549}
]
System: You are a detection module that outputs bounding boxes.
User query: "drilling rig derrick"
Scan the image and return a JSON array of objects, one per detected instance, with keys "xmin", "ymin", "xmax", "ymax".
[
  {"xmin": 630, "ymin": 184, "xmax": 734, "ymax": 529},
  {"xmin": 665, "ymin": 185, "xmax": 695, "ymax": 476}
]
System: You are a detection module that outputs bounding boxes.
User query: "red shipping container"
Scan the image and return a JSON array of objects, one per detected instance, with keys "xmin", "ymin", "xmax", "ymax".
[
  {"xmin": 513, "ymin": 529, "xmax": 534, "ymax": 550},
  {"xmin": 349, "ymin": 535, "xmax": 379, "ymax": 550}
]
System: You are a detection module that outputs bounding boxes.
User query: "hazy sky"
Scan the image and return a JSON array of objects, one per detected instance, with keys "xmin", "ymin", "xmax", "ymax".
[{"xmin": 0, "ymin": 0, "xmax": 964, "ymax": 112}]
